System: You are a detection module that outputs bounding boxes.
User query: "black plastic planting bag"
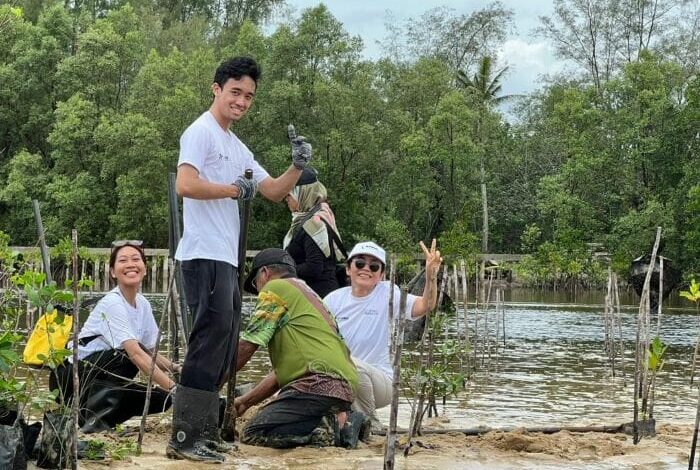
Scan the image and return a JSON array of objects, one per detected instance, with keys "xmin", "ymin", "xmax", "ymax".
[
  {"xmin": 35, "ymin": 411, "xmax": 75, "ymax": 469},
  {"xmin": 0, "ymin": 423, "xmax": 27, "ymax": 470}
]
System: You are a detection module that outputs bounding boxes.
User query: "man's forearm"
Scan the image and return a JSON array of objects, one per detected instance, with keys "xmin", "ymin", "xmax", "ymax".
[
  {"xmin": 240, "ymin": 372, "xmax": 279, "ymax": 408},
  {"xmin": 258, "ymin": 165, "xmax": 302, "ymax": 202},
  {"xmin": 176, "ymin": 164, "xmax": 239, "ymax": 200},
  {"xmin": 236, "ymin": 340, "xmax": 259, "ymax": 371}
]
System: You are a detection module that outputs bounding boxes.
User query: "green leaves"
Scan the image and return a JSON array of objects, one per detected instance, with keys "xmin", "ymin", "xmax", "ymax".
[
  {"xmin": 0, "ymin": 331, "xmax": 22, "ymax": 372},
  {"xmin": 681, "ymin": 279, "xmax": 700, "ymax": 303},
  {"xmin": 648, "ymin": 337, "xmax": 667, "ymax": 372}
]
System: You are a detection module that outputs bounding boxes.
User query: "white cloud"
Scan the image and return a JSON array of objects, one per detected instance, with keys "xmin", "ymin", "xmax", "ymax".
[{"xmin": 497, "ymin": 39, "xmax": 562, "ymax": 95}]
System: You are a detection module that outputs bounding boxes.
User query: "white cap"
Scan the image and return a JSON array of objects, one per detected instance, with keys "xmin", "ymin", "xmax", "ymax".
[{"xmin": 348, "ymin": 241, "xmax": 386, "ymax": 265}]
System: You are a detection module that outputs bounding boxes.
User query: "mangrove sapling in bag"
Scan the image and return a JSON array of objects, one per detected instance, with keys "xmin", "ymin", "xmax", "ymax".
[
  {"xmin": 35, "ymin": 411, "xmax": 75, "ymax": 469},
  {"xmin": 0, "ymin": 421, "xmax": 27, "ymax": 470}
]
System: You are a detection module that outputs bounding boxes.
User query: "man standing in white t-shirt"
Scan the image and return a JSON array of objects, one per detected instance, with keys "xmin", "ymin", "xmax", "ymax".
[
  {"xmin": 324, "ymin": 240, "xmax": 442, "ymax": 430},
  {"xmin": 167, "ymin": 56, "xmax": 312, "ymax": 463}
]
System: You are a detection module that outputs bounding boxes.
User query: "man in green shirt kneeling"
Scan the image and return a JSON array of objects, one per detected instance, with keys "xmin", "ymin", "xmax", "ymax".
[{"xmin": 233, "ymin": 248, "xmax": 369, "ymax": 448}]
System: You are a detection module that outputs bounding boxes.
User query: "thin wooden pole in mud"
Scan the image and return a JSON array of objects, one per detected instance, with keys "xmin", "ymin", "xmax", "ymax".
[
  {"xmin": 460, "ymin": 260, "xmax": 470, "ymax": 375},
  {"xmin": 138, "ymin": 272, "xmax": 176, "ymax": 451},
  {"xmin": 633, "ymin": 226, "xmax": 662, "ymax": 445},
  {"xmin": 475, "ymin": 261, "xmax": 480, "ymax": 309},
  {"xmin": 384, "ymin": 287, "xmax": 407, "ymax": 470},
  {"xmin": 604, "ymin": 267, "xmax": 615, "ymax": 377},
  {"xmin": 70, "ymin": 229, "xmax": 79, "ymax": 470},
  {"xmin": 613, "ymin": 271, "xmax": 626, "ymax": 385},
  {"xmin": 221, "ymin": 169, "xmax": 253, "ymax": 442},
  {"xmin": 691, "ymin": 334, "xmax": 700, "ymax": 386},
  {"xmin": 494, "ymin": 288, "xmax": 502, "ymax": 370},
  {"xmin": 32, "ymin": 199, "xmax": 52, "ymax": 284},
  {"xmin": 167, "ymin": 172, "xmax": 188, "ymax": 353},
  {"xmin": 501, "ymin": 288, "xmax": 506, "ymax": 348},
  {"xmin": 388, "ymin": 253, "xmax": 397, "ymax": 359},
  {"xmin": 657, "ymin": 256, "xmax": 663, "ymax": 336},
  {"xmin": 482, "ymin": 270, "xmax": 494, "ymax": 368},
  {"xmin": 689, "ymin": 381, "xmax": 700, "ymax": 469}
]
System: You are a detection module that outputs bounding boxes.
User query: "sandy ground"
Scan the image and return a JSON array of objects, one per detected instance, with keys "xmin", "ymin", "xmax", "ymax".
[{"xmin": 26, "ymin": 416, "xmax": 696, "ymax": 470}]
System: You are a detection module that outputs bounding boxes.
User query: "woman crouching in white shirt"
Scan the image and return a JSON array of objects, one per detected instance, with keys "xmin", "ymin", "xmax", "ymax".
[{"xmin": 49, "ymin": 240, "xmax": 179, "ymax": 433}]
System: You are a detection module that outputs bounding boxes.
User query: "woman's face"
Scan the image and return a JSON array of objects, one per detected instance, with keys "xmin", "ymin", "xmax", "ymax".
[
  {"xmin": 109, "ymin": 246, "xmax": 146, "ymax": 288},
  {"xmin": 347, "ymin": 255, "xmax": 384, "ymax": 291}
]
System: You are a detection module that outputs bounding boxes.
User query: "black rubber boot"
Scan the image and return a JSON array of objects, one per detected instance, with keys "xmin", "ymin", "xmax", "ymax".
[
  {"xmin": 80, "ymin": 388, "xmax": 119, "ymax": 434},
  {"xmin": 166, "ymin": 385, "xmax": 226, "ymax": 463},
  {"xmin": 338, "ymin": 410, "xmax": 371, "ymax": 449},
  {"xmin": 202, "ymin": 397, "xmax": 235, "ymax": 453}
]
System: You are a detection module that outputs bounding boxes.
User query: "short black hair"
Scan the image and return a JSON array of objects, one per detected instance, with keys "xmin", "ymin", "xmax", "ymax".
[
  {"xmin": 214, "ymin": 56, "xmax": 261, "ymax": 88},
  {"xmin": 265, "ymin": 263, "xmax": 297, "ymax": 278}
]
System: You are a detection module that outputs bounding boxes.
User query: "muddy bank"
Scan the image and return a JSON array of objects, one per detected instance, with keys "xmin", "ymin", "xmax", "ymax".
[{"xmin": 26, "ymin": 417, "xmax": 694, "ymax": 469}]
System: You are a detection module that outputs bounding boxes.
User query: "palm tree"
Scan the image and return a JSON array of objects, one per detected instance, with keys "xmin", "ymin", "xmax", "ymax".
[
  {"xmin": 456, "ymin": 56, "xmax": 514, "ymax": 107},
  {"xmin": 457, "ymin": 56, "xmax": 516, "ymax": 302}
]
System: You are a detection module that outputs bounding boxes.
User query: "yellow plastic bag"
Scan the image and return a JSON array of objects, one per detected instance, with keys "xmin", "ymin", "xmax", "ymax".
[{"xmin": 23, "ymin": 309, "xmax": 72, "ymax": 366}]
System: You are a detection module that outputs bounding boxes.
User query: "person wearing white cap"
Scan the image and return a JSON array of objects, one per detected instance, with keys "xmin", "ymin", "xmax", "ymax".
[{"xmin": 324, "ymin": 239, "xmax": 442, "ymax": 430}]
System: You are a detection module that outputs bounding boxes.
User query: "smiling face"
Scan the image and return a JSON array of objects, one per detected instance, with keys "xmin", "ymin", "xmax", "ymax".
[
  {"xmin": 347, "ymin": 254, "xmax": 385, "ymax": 293},
  {"xmin": 210, "ymin": 76, "xmax": 256, "ymax": 127},
  {"xmin": 109, "ymin": 245, "xmax": 146, "ymax": 289}
]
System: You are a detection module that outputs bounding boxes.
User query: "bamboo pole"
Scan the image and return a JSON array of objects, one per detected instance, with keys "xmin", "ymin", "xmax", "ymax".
[
  {"xmin": 70, "ymin": 229, "xmax": 79, "ymax": 470},
  {"xmin": 138, "ymin": 272, "xmax": 176, "ymax": 451},
  {"xmin": 384, "ymin": 288, "xmax": 408, "ymax": 470}
]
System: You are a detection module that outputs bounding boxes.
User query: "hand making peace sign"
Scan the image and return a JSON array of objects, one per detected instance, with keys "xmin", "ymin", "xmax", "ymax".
[{"xmin": 420, "ymin": 238, "xmax": 442, "ymax": 278}]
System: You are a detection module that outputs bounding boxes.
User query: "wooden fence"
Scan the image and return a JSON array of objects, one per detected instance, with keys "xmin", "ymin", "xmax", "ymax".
[{"xmin": 3, "ymin": 247, "xmax": 525, "ymax": 294}]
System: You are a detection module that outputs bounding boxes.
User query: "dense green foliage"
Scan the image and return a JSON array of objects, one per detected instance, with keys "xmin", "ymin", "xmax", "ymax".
[{"xmin": 0, "ymin": 0, "xmax": 697, "ymax": 283}]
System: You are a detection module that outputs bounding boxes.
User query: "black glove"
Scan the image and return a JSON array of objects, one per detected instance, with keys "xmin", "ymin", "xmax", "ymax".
[
  {"xmin": 233, "ymin": 175, "xmax": 258, "ymax": 201},
  {"xmin": 288, "ymin": 124, "xmax": 312, "ymax": 170}
]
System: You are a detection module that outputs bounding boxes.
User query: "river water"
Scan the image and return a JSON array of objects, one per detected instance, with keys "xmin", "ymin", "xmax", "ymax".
[{"xmin": 236, "ymin": 288, "xmax": 700, "ymax": 430}]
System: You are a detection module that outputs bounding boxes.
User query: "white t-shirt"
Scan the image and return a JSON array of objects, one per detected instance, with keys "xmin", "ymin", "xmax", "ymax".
[
  {"xmin": 69, "ymin": 288, "xmax": 158, "ymax": 361},
  {"xmin": 175, "ymin": 111, "xmax": 270, "ymax": 266},
  {"xmin": 324, "ymin": 281, "xmax": 418, "ymax": 378}
]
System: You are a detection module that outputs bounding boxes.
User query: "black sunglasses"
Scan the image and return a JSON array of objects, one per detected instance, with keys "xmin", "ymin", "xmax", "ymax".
[
  {"xmin": 352, "ymin": 258, "xmax": 382, "ymax": 273},
  {"xmin": 111, "ymin": 239, "xmax": 144, "ymax": 249}
]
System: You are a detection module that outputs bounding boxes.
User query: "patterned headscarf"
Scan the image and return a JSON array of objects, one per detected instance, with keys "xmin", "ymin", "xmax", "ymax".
[{"xmin": 283, "ymin": 181, "xmax": 344, "ymax": 260}]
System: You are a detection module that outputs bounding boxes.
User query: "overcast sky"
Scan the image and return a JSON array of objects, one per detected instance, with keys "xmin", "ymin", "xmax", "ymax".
[{"xmin": 277, "ymin": 1, "xmax": 566, "ymax": 97}]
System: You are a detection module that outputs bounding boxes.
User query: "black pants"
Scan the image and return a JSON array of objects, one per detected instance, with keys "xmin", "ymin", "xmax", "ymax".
[
  {"xmin": 49, "ymin": 350, "xmax": 171, "ymax": 430},
  {"xmin": 180, "ymin": 259, "xmax": 240, "ymax": 391},
  {"xmin": 242, "ymin": 388, "xmax": 351, "ymax": 448}
]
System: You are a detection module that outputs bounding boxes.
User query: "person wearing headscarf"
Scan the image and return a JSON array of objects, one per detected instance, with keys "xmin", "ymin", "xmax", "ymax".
[{"xmin": 283, "ymin": 167, "xmax": 346, "ymax": 297}]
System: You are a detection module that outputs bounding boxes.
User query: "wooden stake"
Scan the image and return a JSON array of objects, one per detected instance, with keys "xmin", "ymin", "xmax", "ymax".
[
  {"xmin": 633, "ymin": 227, "xmax": 662, "ymax": 444},
  {"xmin": 657, "ymin": 257, "xmax": 663, "ymax": 336},
  {"xmin": 138, "ymin": 272, "xmax": 176, "ymax": 451},
  {"xmin": 388, "ymin": 253, "xmax": 397, "ymax": 359},
  {"xmin": 460, "ymin": 260, "xmax": 469, "ymax": 375},
  {"xmin": 384, "ymin": 288, "xmax": 408, "ymax": 470},
  {"xmin": 70, "ymin": 229, "xmax": 79, "ymax": 470},
  {"xmin": 613, "ymin": 271, "xmax": 626, "ymax": 385}
]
